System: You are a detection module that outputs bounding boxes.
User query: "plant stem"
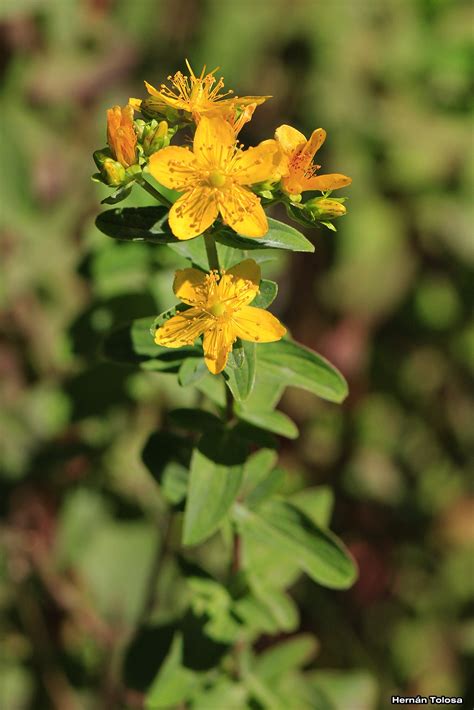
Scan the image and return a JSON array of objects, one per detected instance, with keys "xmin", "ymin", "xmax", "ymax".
[
  {"xmin": 138, "ymin": 176, "xmax": 171, "ymax": 207},
  {"xmin": 204, "ymin": 232, "xmax": 220, "ymax": 270}
]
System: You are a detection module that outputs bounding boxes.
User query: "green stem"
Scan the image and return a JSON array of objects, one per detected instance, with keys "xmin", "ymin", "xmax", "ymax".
[
  {"xmin": 204, "ymin": 232, "xmax": 220, "ymax": 271},
  {"xmin": 138, "ymin": 176, "xmax": 171, "ymax": 207}
]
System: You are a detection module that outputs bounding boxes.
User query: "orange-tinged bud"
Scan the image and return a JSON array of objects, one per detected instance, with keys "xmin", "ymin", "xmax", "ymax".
[{"xmin": 106, "ymin": 105, "xmax": 138, "ymax": 168}]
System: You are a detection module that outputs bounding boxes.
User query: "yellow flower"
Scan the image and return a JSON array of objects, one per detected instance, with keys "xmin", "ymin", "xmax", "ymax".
[
  {"xmin": 107, "ymin": 105, "xmax": 138, "ymax": 168},
  {"xmin": 148, "ymin": 116, "xmax": 280, "ymax": 239},
  {"xmin": 275, "ymin": 124, "xmax": 352, "ymax": 196},
  {"xmin": 154, "ymin": 259, "xmax": 286, "ymax": 374},
  {"xmin": 130, "ymin": 60, "xmax": 269, "ymax": 123}
]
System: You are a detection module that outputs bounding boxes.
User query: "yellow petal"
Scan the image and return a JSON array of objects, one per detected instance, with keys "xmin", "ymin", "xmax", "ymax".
[
  {"xmin": 301, "ymin": 128, "xmax": 326, "ymax": 162},
  {"xmin": 193, "ymin": 116, "xmax": 235, "ymax": 169},
  {"xmin": 144, "ymin": 81, "xmax": 161, "ymax": 98},
  {"xmin": 169, "ymin": 187, "xmax": 219, "ymax": 239},
  {"xmin": 203, "ymin": 321, "xmax": 236, "ymax": 374},
  {"xmin": 173, "ymin": 268, "xmax": 208, "ymax": 305},
  {"xmin": 304, "ymin": 173, "xmax": 352, "ymax": 191},
  {"xmin": 231, "ymin": 140, "xmax": 280, "ymax": 185},
  {"xmin": 216, "ymin": 258, "xmax": 260, "ymax": 308},
  {"xmin": 148, "ymin": 146, "xmax": 198, "ymax": 191},
  {"xmin": 232, "ymin": 306, "xmax": 286, "ymax": 343},
  {"xmin": 275, "ymin": 124, "xmax": 307, "ymax": 155},
  {"xmin": 226, "ymin": 259, "xmax": 261, "ymax": 288},
  {"xmin": 154, "ymin": 308, "xmax": 210, "ymax": 347},
  {"xmin": 218, "ymin": 185, "xmax": 268, "ymax": 238},
  {"xmin": 128, "ymin": 98, "xmax": 142, "ymax": 111}
]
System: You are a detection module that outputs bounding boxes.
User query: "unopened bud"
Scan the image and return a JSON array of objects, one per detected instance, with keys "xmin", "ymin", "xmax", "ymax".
[
  {"xmin": 306, "ymin": 197, "xmax": 346, "ymax": 219},
  {"xmin": 93, "ymin": 149, "xmax": 110, "ymax": 170},
  {"xmin": 289, "ymin": 193, "xmax": 302, "ymax": 203},
  {"xmin": 103, "ymin": 158, "xmax": 126, "ymax": 186},
  {"xmin": 142, "ymin": 120, "xmax": 170, "ymax": 155}
]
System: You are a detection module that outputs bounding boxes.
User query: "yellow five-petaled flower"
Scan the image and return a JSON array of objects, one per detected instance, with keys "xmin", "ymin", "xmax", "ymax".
[
  {"xmin": 130, "ymin": 60, "xmax": 269, "ymax": 124},
  {"xmin": 148, "ymin": 116, "xmax": 280, "ymax": 239},
  {"xmin": 107, "ymin": 105, "xmax": 138, "ymax": 168},
  {"xmin": 154, "ymin": 259, "xmax": 286, "ymax": 375},
  {"xmin": 275, "ymin": 124, "xmax": 352, "ymax": 197}
]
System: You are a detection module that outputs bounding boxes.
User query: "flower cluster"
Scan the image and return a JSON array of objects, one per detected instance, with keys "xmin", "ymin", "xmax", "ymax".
[{"xmin": 92, "ymin": 61, "xmax": 353, "ymax": 374}]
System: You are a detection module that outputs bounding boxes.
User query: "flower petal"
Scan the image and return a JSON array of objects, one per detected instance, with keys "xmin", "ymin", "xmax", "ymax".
[
  {"xmin": 232, "ymin": 306, "xmax": 286, "ymax": 343},
  {"xmin": 304, "ymin": 173, "xmax": 352, "ymax": 191},
  {"xmin": 218, "ymin": 185, "xmax": 268, "ymax": 238},
  {"xmin": 154, "ymin": 308, "xmax": 210, "ymax": 347},
  {"xmin": 203, "ymin": 321, "xmax": 236, "ymax": 374},
  {"xmin": 173, "ymin": 268, "xmax": 208, "ymax": 305},
  {"xmin": 148, "ymin": 146, "xmax": 199, "ymax": 191},
  {"xmin": 193, "ymin": 116, "xmax": 235, "ymax": 168},
  {"xmin": 226, "ymin": 259, "xmax": 261, "ymax": 288},
  {"xmin": 217, "ymin": 259, "xmax": 261, "ymax": 307},
  {"xmin": 169, "ymin": 187, "xmax": 219, "ymax": 239},
  {"xmin": 232, "ymin": 140, "xmax": 281, "ymax": 185},
  {"xmin": 300, "ymin": 128, "xmax": 326, "ymax": 162},
  {"xmin": 275, "ymin": 124, "xmax": 307, "ymax": 155}
]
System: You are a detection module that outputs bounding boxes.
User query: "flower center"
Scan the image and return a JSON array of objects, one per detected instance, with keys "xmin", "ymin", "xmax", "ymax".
[
  {"xmin": 209, "ymin": 170, "xmax": 227, "ymax": 188},
  {"xmin": 209, "ymin": 302, "xmax": 226, "ymax": 317}
]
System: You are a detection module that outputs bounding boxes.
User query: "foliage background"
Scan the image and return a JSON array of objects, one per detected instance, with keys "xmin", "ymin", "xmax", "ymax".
[{"xmin": 1, "ymin": 0, "xmax": 473, "ymax": 708}]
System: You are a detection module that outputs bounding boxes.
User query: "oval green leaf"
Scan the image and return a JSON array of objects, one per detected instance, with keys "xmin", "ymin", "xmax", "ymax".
[
  {"xmin": 234, "ymin": 499, "xmax": 358, "ymax": 589},
  {"xmin": 258, "ymin": 338, "xmax": 348, "ymax": 403},
  {"xmin": 183, "ymin": 432, "xmax": 248, "ymax": 546}
]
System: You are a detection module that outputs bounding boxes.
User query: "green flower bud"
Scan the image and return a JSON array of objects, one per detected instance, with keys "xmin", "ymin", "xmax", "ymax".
[
  {"xmin": 103, "ymin": 158, "xmax": 126, "ymax": 186},
  {"xmin": 142, "ymin": 120, "xmax": 170, "ymax": 155},
  {"xmin": 134, "ymin": 119, "xmax": 146, "ymax": 140},
  {"xmin": 93, "ymin": 149, "xmax": 111, "ymax": 170},
  {"xmin": 305, "ymin": 197, "xmax": 347, "ymax": 219}
]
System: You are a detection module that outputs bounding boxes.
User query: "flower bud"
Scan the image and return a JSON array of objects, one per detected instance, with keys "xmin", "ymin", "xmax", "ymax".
[
  {"xmin": 102, "ymin": 158, "xmax": 126, "ymax": 186},
  {"xmin": 142, "ymin": 120, "xmax": 170, "ymax": 155},
  {"xmin": 107, "ymin": 105, "xmax": 138, "ymax": 168},
  {"xmin": 305, "ymin": 197, "xmax": 347, "ymax": 219}
]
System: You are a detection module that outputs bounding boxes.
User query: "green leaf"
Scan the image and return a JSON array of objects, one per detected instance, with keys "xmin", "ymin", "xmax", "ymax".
[
  {"xmin": 195, "ymin": 374, "xmax": 226, "ymax": 407},
  {"xmin": 188, "ymin": 577, "xmax": 240, "ymax": 643},
  {"xmin": 235, "ymin": 405, "xmax": 299, "ymax": 439},
  {"xmin": 168, "ymin": 235, "xmax": 209, "ymax": 270},
  {"xmin": 308, "ymin": 670, "xmax": 378, "ymax": 710},
  {"xmin": 258, "ymin": 338, "xmax": 348, "ymax": 403},
  {"xmin": 246, "ymin": 468, "xmax": 286, "ymax": 509},
  {"xmin": 255, "ymin": 634, "xmax": 318, "ymax": 682},
  {"xmin": 216, "ymin": 217, "xmax": 315, "ymax": 253},
  {"xmin": 231, "ymin": 421, "xmax": 278, "ymax": 449},
  {"xmin": 183, "ymin": 432, "xmax": 248, "ymax": 546},
  {"xmin": 234, "ymin": 587, "xmax": 298, "ymax": 635},
  {"xmin": 252, "ymin": 279, "xmax": 278, "ymax": 309},
  {"xmin": 234, "ymin": 499, "xmax": 357, "ymax": 589},
  {"xmin": 168, "ymin": 408, "xmax": 222, "ymax": 434},
  {"xmin": 191, "ymin": 679, "xmax": 247, "ymax": 710},
  {"xmin": 290, "ymin": 486, "xmax": 335, "ymax": 528},
  {"xmin": 178, "ymin": 357, "xmax": 207, "ymax": 386},
  {"xmin": 240, "ymin": 449, "xmax": 278, "ymax": 499},
  {"xmin": 142, "ymin": 431, "xmax": 191, "ymax": 504},
  {"xmin": 240, "ymin": 370, "xmax": 286, "ymax": 412},
  {"xmin": 224, "ymin": 340, "xmax": 256, "ymax": 401},
  {"xmin": 101, "ymin": 183, "xmax": 133, "ymax": 205},
  {"xmin": 102, "ymin": 316, "xmax": 199, "ymax": 371},
  {"xmin": 96, "ymin": 206, "xmax": 175, "ymax": 243},
  {"xmin": 145, "ymin": 634, "xmax": 198, "ymax": 709}
]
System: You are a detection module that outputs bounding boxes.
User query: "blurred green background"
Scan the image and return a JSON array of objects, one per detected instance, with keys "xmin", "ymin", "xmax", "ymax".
[{"xmin": 1, "ymin": 0, "xmax": 473, "ymax": 708}]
